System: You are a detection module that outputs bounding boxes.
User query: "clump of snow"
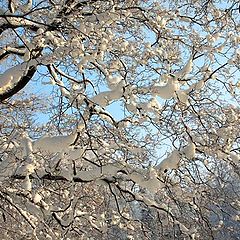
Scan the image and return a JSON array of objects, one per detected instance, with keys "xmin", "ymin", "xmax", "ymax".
[
  {"xmin": 33, "ymin": 133, "xmax": 77, "ymax": 153},
  {"xmin": 21, "ymin": 133, "xmax": 33, "ymax": 157},
  {"xmin": 152, "ymin": 78, "xmax": 179, "ymax": 99},
  {"xmin": 25, "ymin": 163, "xmax": 35, "ymax": 174},
  {"xmin": 66, "ymin": 147, "xmax": 85, "ymax": 160},
  {"xmin": 91, "ymin": 85, "xmax": 123, "ymax": 108},
  {"xmin": 175, "ymin": 56, "xmax": 193, "ymax": 79},
  {"xmin": 138, "ymin": 97, "xmax": 162, "ymax": 114},
  {"xmin": 0, "ymin": 61, "xmax": 37, "ymax": 94},
  {"xmin": 22, "ymin": 175, "xmax": 32, "ymax": 191},
  {"xmin": 107, "ymin": 75, "xmax": 122, "ymax": 90},
  {"xmin": 229, "ymin": 152, "xmax": 240, "ymax": 164},
  {"xmin": 33, "ymin": 193, "xmax": 42, "ymax": 204},
  {"xmin": 182, "ymin": 142, "xmax": 196, "ymax": 159},
  {"xmin": 175, "ymin": 90, "xmax": 189, "ymax": 104},
  {"xmin": 129, "ymin": 168, "xmax": 163, "ymax": 193},
  {"xmin": 76, "ymin": 164, "xmax": 120, "ymax": 181},
  {"xmin": 195, "ymin": 79, "xmax": 205, "ymax": 90},
  {"xmin": 157, "ymin": 150, "xmax": 181, "ymax": 171}
]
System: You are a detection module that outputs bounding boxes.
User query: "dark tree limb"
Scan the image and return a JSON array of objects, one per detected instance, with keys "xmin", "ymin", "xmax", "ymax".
[{"xmin": 11, "ymin": 173, "xmax": 93, "ymax": 183}]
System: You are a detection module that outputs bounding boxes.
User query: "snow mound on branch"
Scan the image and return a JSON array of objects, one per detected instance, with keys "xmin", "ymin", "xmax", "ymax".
[
  {"xmin": 175, "ymin": 90, "xmax": 189, "ymax": 104},
  {"xmin": 175, "ymin": 56, "xmax": 193, "ymax": 79},
  {"xmin": 66, "ymin": 147, "xmax": 85, "ymax": 160},
  {"xmin": 129, "ymin": 168, "xmax": 163, "ymax": 193},
  {"xmin": 33, "ymin": 133, "xmax": 77, "ymax": 153},
  {"xmin": 91, "ymin": 86, "xmax": 123, "ymax": 107},
  {"xmin": 76, "ymin": 165, "xmax": 120, "ymax": 181},
  {"xmin": 107, "ymin": 75, "xmax": 122, "ymax": 90},
  {"xmin": 22, "ymin": 175, "xmax": 32, "ymax": 191},
  {"xmin": 152, "ymin": 79, "xmax": 179, "ymax": 99},
  {"xmin": 229, "ymin": 152, "xmax": 240, "ymax": 164},
  {"xmin": 182, "ymin": 142, "xmax": 196, "ymax": 159},
  {"xmin": 33, "ymin": 193, "xmax": 42, "ymax": 204},
  {"xmin": 157, "ymin": 150, "xmax": 181, "ymax": 171},
  {"xmin": 0, "ymin": 60, "xmax": 37, "ymax": 94}
]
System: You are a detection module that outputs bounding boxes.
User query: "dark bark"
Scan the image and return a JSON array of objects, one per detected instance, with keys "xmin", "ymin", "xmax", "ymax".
[{"xmin": 11, "ymin": 173, "xmax": 93, "ymax": 183}]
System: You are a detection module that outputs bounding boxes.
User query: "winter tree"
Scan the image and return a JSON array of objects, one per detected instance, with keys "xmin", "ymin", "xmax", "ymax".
[{"xmin": 0, "ymin": 0, "xmax": 239, "ymax": 239}]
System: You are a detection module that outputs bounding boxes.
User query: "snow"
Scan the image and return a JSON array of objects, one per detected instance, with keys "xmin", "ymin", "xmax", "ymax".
[
  {"xmin": 15, "ymin": 162, "xmax": 36, "ymax": 177},
  {"xmin": 91, "ymin": 86, "xmax": 123, "ymax": 107},
  {"xmin": 0, "ymin": 158, "xmax": 17, "ymax": 180},
  {"xmin": 60, "ymin": 166, "xmax": 73, "ymax": 181},
  {"xmin": 4, "ymin": 16, "xmax": 40, "ymax": 29},
  {"xmin": 33, "ymin": 193, "xmax": 42, "ymax": 204},
  {"xmin": 0, "ymin": 60, "xmax": 37, "ymax": 94},
  {"xmin": 229, "ymin": 152, "xmax": 240, "ymax": 164},
  {"xmin": 75, "ymin": 210, "xmax": 88, "ymax": 216},
  {"xmin": 25, "ymin": 163, "xmax": 35, "ymax": 174},
  {"xmin": 76, "ymin": 165, "xmax": 120, "ymax": 181},
  {"xmin": 1, "ymin": 47, "xmax": 25, "ymax": 61},
  {"xmin": 22, "ymin": 175, "xmax": 32, "ymax": 191},
  {"xmin": 66, "ymin": 147, "xmax": 85, "ymax": 160},
  {"xmin": 195, "ymin": 79, "xmax": 205, "ymax": 90},
  {"xmin": 175, "ymin": 56, "xmax": 193, "ymax": 79},
  {"xmin": 152, "ymin": 78, "xmax": 179, "ymax": 99},
  {"xmin": 182, "ymin": 142, "xmax": 196, "ymax": 159},
  {"xmin": 126, "ymin": 99, "xmax": 137, "ymax": 112},
  {"xmin": 22, "ymin": 0, "xmax": 32, "ymax": 11},
  {"xmin": 157, "ymin": 150, "xmax": 181, "ymax": 171},
  {"xmin": 175, "ymin": 90, "xmax": 189, "ymax": 104},
  {"xmin": 45, "ymin": 234, "xmax": 52, "ymax": 240},
  {"xmin": 129, "ymin": 169, "xmax": 162, "ymax": 193},
  {"xmin": 138, "ymin": 97, "xmax": 162, "ymax": 113},
  {"xmin": 149, "ymin": 97, "xmax": 162, "ymax": 111},
  {"xmin": 48, "ymin": 65, "xmax": 69, "ymax": 95},
  {"xmin": 91, "ymin": 91, "xmax": 111, "ymax": 107},
  {"xmin": 33, "ymin": 133, "xmax": 77, "ymax": 153},
  {"xmin": 21, "ymin": 133, "xmax": 33, "ymax": 157},
  {"xmin": 25, "ymin": 201, "xmax": 42, "ymax": 219},
  {"xmin": 176, "ymin": 220, "xmax": 189, "ymax": 233}
]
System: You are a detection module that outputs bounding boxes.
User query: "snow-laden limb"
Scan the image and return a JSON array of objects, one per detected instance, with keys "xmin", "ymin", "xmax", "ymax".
[
  {"xmin": 175, "ymin": 220, "xmax": 190, "ymax": 235},
  {"xmin": 0, "ymin": 46, "xmax": 25, "ymax": 63},
  {"xmin": 138, "ymin": 97, "xmax": 162, "ymax": 113},
  {"xmin": 116, "ymin": 185, "xmax": 172, "ymax": 216},
  {"xmin": 194, "ymin": 79, "xmax": 205, "ymax": 90},
  {"xmin": 151, "ymin": 78, "xmax": 179, "ymax": 99},
  {"xmin": 157, "ymin": 149, "xmax": 181, "ymax": 172},
  {"xmin": 22, "ymin": 0, "xmax": 33, "ymax": 12},
  {"xmin": 21, "ymin": 132, "xmax": 33, "ymax": 157},
  {"xmin": 0, "ymin": 60, "xmax": 37, "ymax": 94},
  {"xmin": 33, "ymin": 133, "xmax": 77, "ymax": 153},
  {"xmin": 129, "ymin": 168, "xmax": 163, "ymax": 194},
  {"xmin": 91, "ymin": 84, "xmax": 123, "ymax": 108},
  {"xmin": 94, "ymin": 106, "xmax": 116, "ymax": 125},
  {"xmin": 0, "ymin": 1, "xmax": 239, "ymax": 238},
  {"xmin": 2, "ymin": 16, "xmax": 41, "ymax": 30},
  {"xmin": 75, "ymin": 164, "xmax": 120, "ymax": 181},
  {"xmin": 66, "ymin": 147, "xmax": 85, "ymax": 160},
  {"xmin": 47, "ymin": 64, "xmax": 71, "ymax": 97}
]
